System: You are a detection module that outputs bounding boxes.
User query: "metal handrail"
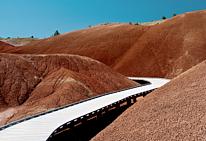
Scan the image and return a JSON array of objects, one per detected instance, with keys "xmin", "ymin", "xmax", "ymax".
[{"xmin": 0, "ymin": 80, "xmax": 150, "ymax": 131}]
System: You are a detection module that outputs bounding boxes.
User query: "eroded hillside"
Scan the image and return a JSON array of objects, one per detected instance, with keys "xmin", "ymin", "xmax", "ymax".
[
  {"xmin": 8, "ymin": 10, "xmax": 206, "ymax": 78},
  {"xmin": 0, "ymin": 53, "xmax": 138, "ymax": 125}
]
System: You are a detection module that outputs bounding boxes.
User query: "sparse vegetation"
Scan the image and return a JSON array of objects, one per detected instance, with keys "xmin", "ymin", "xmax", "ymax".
[
  {"xmin": 173, "ymin": 13, "xmax": 177, "ymax": 17},
  {"xmin": 103, "ymin": 23, "xmax": 110, "ymax": 25},
  {"xmin": 162, "ymin": 16, "xmax": 167, "ymax": 20},
  {"xmin": 53, "ymin": 30, "xmax": 60, "ymax": 36},
  {"xmin": 134, "ymin": 22, "xmax": 139, "ymax": 25},
  {"xmin": 0, "ymin": 37, "xmax": 38, "ymax": 46},
  {"xmin": 31, "ymin": 36, "xmax": 34, "ymax": 38}
]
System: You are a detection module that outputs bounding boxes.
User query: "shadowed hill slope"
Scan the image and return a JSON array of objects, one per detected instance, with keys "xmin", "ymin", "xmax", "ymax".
[
  {"xmin": 10, "ymin": 10, "xmax": 206, "ymax": 78},
  {"xmin": 0, "ymin": 53, "xmax": 138, "ymax": 125},
  {"xmin": 92, "ymin": 60, "xmax": 206, "ymax": 141},
  {"xmin": 0, "ymin": 41, "xmax": 14, "ymax": 52}
]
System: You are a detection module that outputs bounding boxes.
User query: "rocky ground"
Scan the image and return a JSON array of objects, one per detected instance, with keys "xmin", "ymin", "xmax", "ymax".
[{"xmin": 92, "ymin": 60, "xmax": 206, "ymax": 141}]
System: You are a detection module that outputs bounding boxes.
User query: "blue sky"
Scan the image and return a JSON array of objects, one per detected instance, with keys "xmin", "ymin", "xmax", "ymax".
[{"xmin": 0, "ymin": 0, "xmax": 206, "ymax": 38}]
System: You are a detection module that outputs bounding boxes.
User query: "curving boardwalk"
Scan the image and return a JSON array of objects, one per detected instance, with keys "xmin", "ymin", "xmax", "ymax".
[{"xmin": 0, "ymin": 77, "xmax": 170, "ymax": 141}]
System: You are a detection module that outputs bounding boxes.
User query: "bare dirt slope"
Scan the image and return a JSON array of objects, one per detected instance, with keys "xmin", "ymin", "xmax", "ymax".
[
  {"xmin": 1, "ymin": 38, "xmax": 38, "ymax": 46},
  {"xmin": 92, "ymin": 60, "xmax": 206, "ymax": 141},
  {"xmin": 9, "ymin": 10, "xmax": 206, "ymax": 78},
  {"xmin": 0, "ymin": 41, "xmax": 14, "ymax": 52},
  {"xmin": 114, "ymin": 10, "xmax": 206, "ymax": 78},
  {"xmin": 11, "ymin": 23, "xmax": 150, "ymax": 67},
  {"xmin": 0, "ymin": 53, "xmax": 138, "ymax": 125}
]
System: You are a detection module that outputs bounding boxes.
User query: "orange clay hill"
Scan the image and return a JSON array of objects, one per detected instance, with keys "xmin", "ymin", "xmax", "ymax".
[
  {"xmin": 10, "ymin": 10, "xmax": 206, "ymax": 78},
  {"xmin": 0, "ymin": 41, "xmax": 14, "ymax": 52},
  {"xmin": 11, "ymin": 23, "xmax": 149, "ymax": 66},
  {"xmin": 91, "ymin": 59, "xmax": 206, "ymax": 141},
  {"xmin": 0, "ymin": 53, "xmax": 138, "ymax": 126}
]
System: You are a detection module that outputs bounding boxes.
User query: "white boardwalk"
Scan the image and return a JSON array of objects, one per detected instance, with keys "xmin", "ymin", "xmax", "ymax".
[{"xmin": 0, "ymin": 77, "xmax": 170, "ymax": 141}]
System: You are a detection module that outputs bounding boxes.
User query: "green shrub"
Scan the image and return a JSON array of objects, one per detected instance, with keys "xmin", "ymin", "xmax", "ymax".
[
  {"xmin": 162, "ymin": 16, "xmax": 167, "ymax": 20},
  {"xmin": 134, "ymin": 22, "xmax": 139, "ymax": 25},
  {"xmin": 53, "ymin": 30, "xmax": 60, "ymax": 36}
]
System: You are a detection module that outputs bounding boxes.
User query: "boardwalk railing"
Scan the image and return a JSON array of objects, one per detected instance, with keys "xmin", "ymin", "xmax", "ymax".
[{"xmin": 0, "ymin": 77, "xmax": 170, "ymax": 141}]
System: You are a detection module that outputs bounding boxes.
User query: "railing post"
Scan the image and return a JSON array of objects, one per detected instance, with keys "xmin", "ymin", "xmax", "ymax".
[
  {"xmin": 115, "ymin": 102, "xmax": 120, "ymax": 109},
  {"xmin": 96, "ymin": 111, "xmax": 102, "ymax": 119},
  {"xmin": 127, "ymin": 98, "xmax": 132, "ymax": 105},
  {"xmin": 81, "ymin": 116, "xmax": 87, "ymax": 124},
  {"xmin": 143, "ymin": 91, "xmax": 147, "ymax": 97},
  {"xmin": 132, "ymin": 97, "xmax": 137, "ymax": 103}
]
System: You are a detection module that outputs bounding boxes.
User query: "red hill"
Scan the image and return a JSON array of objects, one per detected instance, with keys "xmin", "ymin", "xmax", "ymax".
[
  {"xmin": 92, "ymin": 59, "xmax": 206, "ymax": 141},
  {"xmin": 0, "ymin": 41, "xmax": 14, "ymax": 52},
  {"xmin": 0, "ymin": 53, "xmax": 137, "ymax": 125},
  {"xmin": 9, "ymin": 10, "xmax": 206, "ymax": 78},
  {"xmin": 11, "ymin": 23, "xmax": 149, "ymax": 66}
]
